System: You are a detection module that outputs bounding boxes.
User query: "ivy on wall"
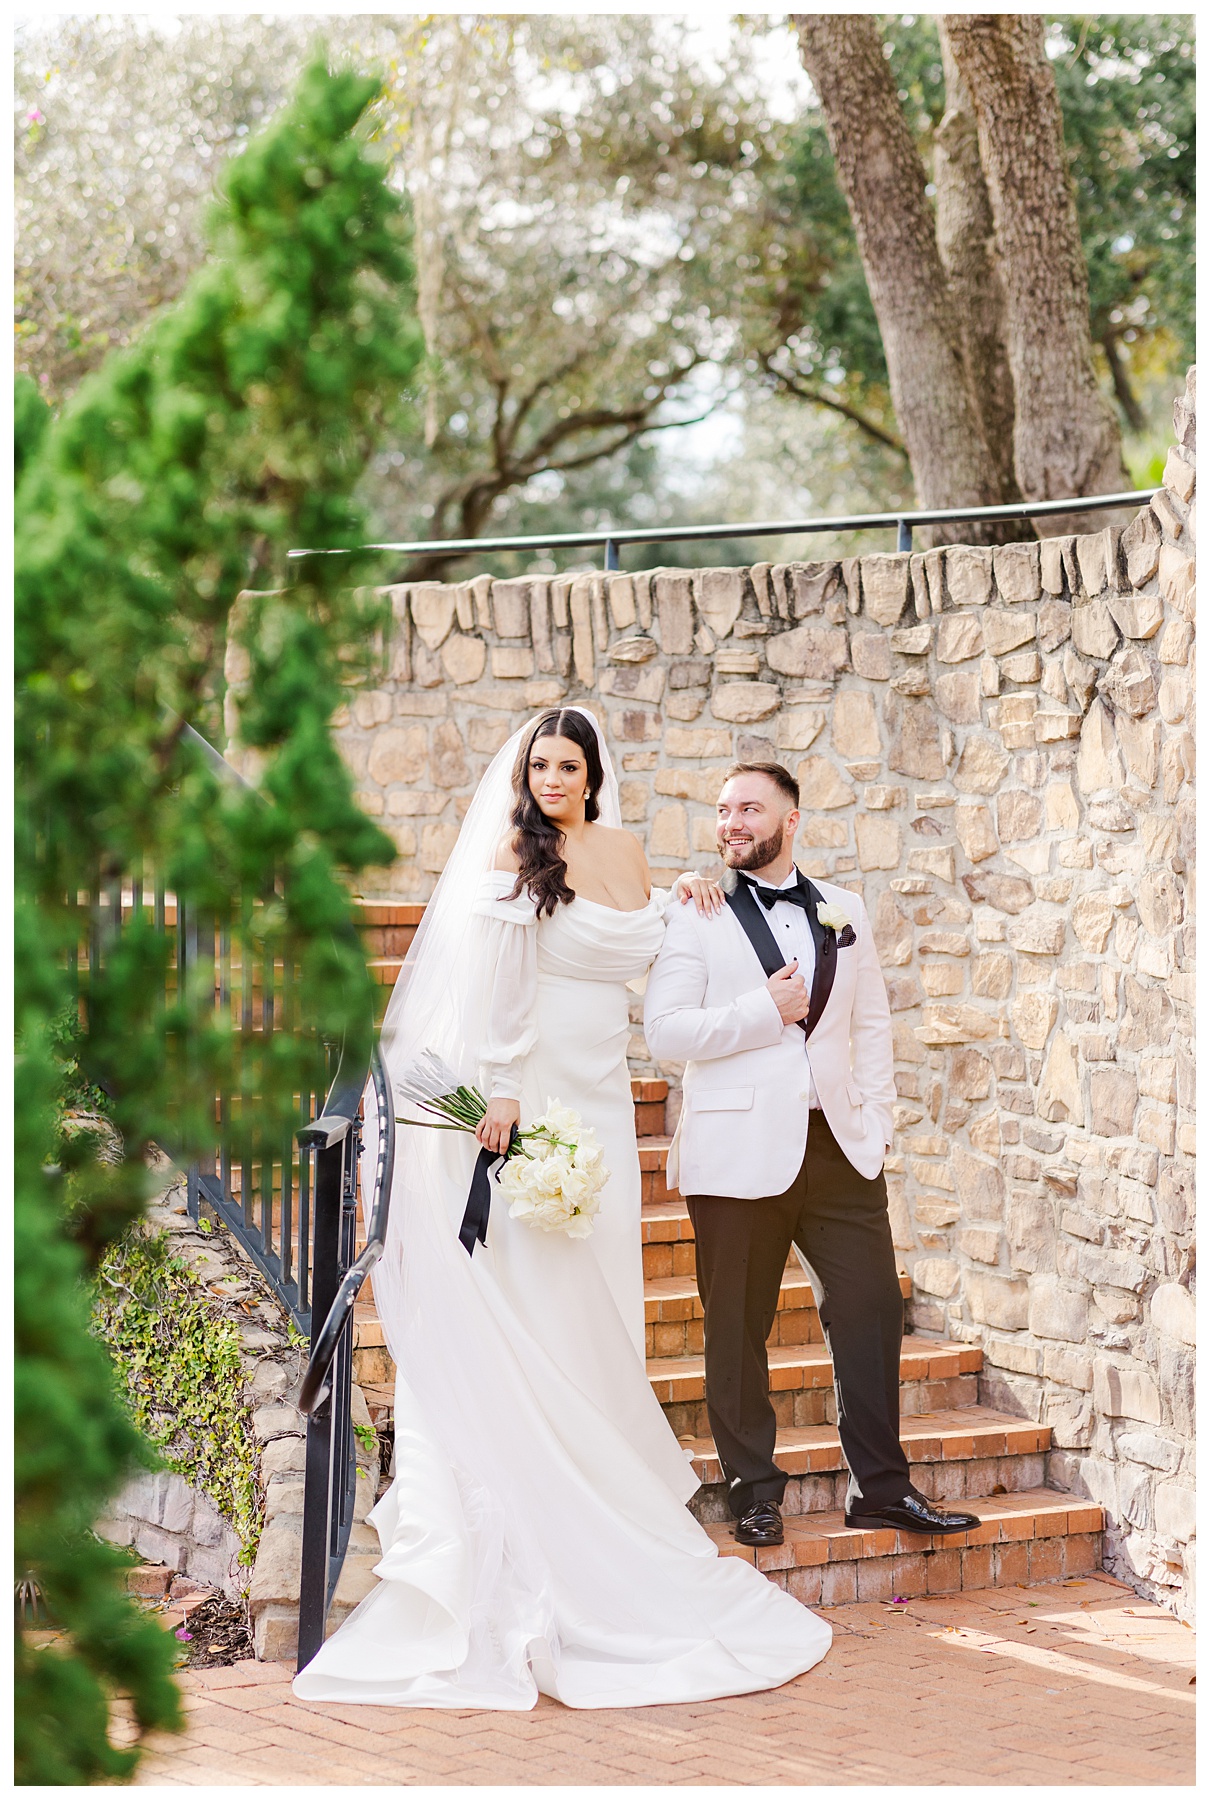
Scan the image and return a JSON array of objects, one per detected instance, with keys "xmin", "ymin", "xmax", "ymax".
[{"xmin": 94, "ymin": 1230, "xmax": 261, "ymax": 1563}]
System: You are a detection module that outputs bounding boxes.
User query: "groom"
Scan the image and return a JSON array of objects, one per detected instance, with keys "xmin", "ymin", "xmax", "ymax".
[{"xmin": 644, "ymin": 762, "xmax": 979, "ymax": 1547}]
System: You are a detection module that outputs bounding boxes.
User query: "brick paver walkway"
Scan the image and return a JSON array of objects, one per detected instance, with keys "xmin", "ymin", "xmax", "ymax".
[{"xmin": 128, "ymin": 1572, "xmax": 1193, "ymax": 1786}]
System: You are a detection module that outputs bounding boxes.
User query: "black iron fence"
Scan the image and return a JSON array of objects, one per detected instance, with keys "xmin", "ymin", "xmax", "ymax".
[
  {"xmin": 73, "ymin": 725, "xmax": 395, "ymax": 1669},
  {"xmin": 73, "ymin": 874, "xmax": 322, "ymax": 1332}
]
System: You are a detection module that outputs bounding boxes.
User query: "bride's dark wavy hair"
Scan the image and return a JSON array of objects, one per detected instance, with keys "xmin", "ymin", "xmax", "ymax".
[{"xmin": 507, "ymin": 709, "xmax": 604, "ymax": 917}]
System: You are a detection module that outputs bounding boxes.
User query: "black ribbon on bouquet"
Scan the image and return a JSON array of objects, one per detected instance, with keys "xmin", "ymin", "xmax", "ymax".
[{"xmin": 459, "ymin": 1122, "xmax": 520, "ymax": 1256}]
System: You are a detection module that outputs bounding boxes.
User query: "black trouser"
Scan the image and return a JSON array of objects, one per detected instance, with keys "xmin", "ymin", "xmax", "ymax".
[{"xmin": 686, "ymin": 1112, "xmax": 912, "ymax": 1518}]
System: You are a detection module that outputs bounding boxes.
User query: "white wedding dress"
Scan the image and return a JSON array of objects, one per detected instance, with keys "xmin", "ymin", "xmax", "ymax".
[{"xmin": 293, "ymin": 714, "xmax": 831, "ymax": 1710}]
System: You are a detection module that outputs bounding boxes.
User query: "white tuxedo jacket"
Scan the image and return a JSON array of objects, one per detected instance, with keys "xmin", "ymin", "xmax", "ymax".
[{"xmin": 643, "ymin": 874, "xmax": 895, "ymax": 1199}]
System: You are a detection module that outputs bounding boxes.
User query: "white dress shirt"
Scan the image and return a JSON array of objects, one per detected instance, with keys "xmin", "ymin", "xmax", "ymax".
[{"xmin": 746, "ymin": 867, "xmax": 821, "ymax": 1108}]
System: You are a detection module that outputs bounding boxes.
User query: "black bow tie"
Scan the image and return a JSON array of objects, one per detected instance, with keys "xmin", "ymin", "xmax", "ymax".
[{"xmin": 743, "ymin": 875, "xmax": 811, "ymax": 912}]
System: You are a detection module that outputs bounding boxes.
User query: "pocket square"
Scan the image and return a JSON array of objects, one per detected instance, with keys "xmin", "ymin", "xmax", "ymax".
[{"xmin": 837, "ymin": 925, "xmax": 857, "ymax": 948}]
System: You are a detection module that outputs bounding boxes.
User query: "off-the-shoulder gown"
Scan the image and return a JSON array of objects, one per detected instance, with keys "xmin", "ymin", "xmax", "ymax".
[{"xmin": 293, "ymin": 878, "xmax": 831, "ymax": 1709}]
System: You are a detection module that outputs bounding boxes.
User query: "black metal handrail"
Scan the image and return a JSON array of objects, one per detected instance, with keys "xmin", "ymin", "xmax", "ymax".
[
  {"xmin": 287, "ymin": 486, "xmax": 1156, "ymax": 569},
  {"xmin": 297, "ymin": 1044, "xmax": 394, "ymax": 1417},
  {"xmin": 293, "ymin": 1039, "xmax": 395, "ymax": 1672}
]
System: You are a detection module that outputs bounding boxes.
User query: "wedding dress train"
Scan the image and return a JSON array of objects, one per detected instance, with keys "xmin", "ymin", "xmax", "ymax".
[{"xmin": 293, "ymin": 719, "xmax": 830, "ymax": 1709}]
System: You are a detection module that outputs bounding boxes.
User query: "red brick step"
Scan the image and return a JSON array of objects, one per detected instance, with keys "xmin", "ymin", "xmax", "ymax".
[
  {"xmin": 650, "ymin": 1335, "xmax": 981, "ymax": 1441},
  {"xmin": 685, "ymin": 1408, "xmax": 1048, "ymax": 1487},
  {"xmin": 685, "ymin": 1407, "xmax": 1052, "ymax": 1522},
  {"xmin": 706, "ymin": 1488, "xmax": 1104, "ymax": 1607}
]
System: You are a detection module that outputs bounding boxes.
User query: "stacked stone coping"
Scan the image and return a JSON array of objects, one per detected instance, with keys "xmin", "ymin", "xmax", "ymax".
[
  {"xmin": 97, "ymin": 1176, "xmax": 382, "ymax": 1660},
  {"xmin": 226, "ymin": 370, "xmax": 1196, "ymax": 1618}
]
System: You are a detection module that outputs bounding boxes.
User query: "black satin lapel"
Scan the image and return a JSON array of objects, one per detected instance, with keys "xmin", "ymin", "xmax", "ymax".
[
  {"xmin": 725, "ymin": 878, "xmax": 810, "ymax": 1036},
  {"xmin": 800, "ymin": 875, "xmax": 837, "ymax": 1043}
]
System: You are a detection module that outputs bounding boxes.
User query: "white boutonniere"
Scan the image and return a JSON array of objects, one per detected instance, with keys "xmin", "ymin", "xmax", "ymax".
[{"xmin": 816, "ymin": 901, "xmax": 851, "ymax": 932}]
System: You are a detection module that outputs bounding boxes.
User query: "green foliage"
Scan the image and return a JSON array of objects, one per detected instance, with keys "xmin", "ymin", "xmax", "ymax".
[
  {"xmin": 15, "ymin": 14, "xmax": 1193, "ymax": 575},
  {"xmin": 14, "ymin": 987, "xmax": 181, "ymax": 1785},
  {"xmin": 14, "ymin": 371, "xmax": 51, "ymax": 484},
  {"xmin": 48, "ymin": 999, "xmax": 112, "ymax": 1117},
  {"xmin": 1051, "ymin": 15, "xmax": 1195, "ymax": 366},
  {"xmin": 15, "ymin": 58, "xmax": 423, "ymax": 1782},
  {"xmin": 776, "ymin": 107, "xmax": 891, "ymax": 410},
  {"xmin": 94, "ymin": 1229, "xmax": 262, "ymax": 1561},
  {"xmin": 14, "ymin": 14, "xmax": 315, "ymax": 400}
]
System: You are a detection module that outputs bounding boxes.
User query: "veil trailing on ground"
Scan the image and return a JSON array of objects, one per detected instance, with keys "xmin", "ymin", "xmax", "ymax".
[{"xmin": 366, "ymin": 705, "xmax": 621, "ymax": 1370}]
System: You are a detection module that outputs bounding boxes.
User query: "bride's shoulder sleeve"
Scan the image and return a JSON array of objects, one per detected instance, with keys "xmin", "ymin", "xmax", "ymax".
[
  {"xmin": 475, "ymin": 873, "xmax": 539, "ymax": 1100},
  {"xmin": 473, "ymin": 868, "xmax": 540, "ymax": 925}
]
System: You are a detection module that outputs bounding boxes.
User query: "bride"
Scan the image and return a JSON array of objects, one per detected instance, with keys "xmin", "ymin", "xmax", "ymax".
[{"xmin": 293, "ymin": 704, "xmax": 832, "ymax": 1708}]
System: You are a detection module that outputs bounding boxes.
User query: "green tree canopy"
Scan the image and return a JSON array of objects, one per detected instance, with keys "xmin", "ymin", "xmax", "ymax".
[{"xmin": 14, "ymin": 14, "xmax": 1194, "ymax": 555}]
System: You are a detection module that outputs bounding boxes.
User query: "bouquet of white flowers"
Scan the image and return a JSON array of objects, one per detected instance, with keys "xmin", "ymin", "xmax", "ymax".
[
  {"xmin": 496, "ymin": 1100, "xmax": 607, "ymax": 1239},
  {"xmin": 397, "ymin": 1053, "xmax": 608, "ymax": 1242}
]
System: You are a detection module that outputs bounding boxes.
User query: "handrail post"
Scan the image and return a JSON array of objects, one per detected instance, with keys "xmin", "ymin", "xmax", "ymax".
[
  {"xmin": 604, "ymin": 537, "xmax": 619, "ymax": 572},
  {"xmin": 297, "ymin": 1132, "xmax": 346, "ymax": 1669},
  {"xmin": 897, "ymin": 518, "xmax": 912, "ymax": 553}
]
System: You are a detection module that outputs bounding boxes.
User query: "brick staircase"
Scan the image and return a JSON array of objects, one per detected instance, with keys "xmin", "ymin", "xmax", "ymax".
[
  {"xmin": 357, "ymin": 902, "xmax": 423, "ymax": 1019},
  {"xmin": 349, "ymin": 1051, "xmax": 1103, "ymax": 1610}
]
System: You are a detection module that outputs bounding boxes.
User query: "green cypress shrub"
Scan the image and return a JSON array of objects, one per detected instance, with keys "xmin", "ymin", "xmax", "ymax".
[{"xmin": 15, "ymin": 58, "xmax": 422, "ymax": 1782}]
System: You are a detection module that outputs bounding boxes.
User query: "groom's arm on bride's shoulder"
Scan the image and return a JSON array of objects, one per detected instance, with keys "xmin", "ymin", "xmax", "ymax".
[
  {"xmin": 644, "ymin": 902, "xmax": 785, "ymax": 1063},
  {"xmin": 847, "ymin": 893, "xmax": 896, "ymax": 1149}
]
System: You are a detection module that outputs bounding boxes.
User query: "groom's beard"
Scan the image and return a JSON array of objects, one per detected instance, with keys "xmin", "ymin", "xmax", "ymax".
[{"xmin": 718, "ymin": 824, "xmax": 787, "ymax": 873}]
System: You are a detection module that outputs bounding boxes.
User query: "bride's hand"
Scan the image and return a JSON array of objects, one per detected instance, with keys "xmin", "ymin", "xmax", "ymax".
[
  {"xmin": 676, "ymin": 873, "xmax": 726, "ymax": 916},
  {"xmin": 477, "ymin": 1097, "xmax": 521, "ymax": 1156}
]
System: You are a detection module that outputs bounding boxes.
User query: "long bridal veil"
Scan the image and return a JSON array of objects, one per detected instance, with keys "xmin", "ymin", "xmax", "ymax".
[
  {"xmin": 298, "ymin": 706, "xmax": 632, "ymax": 1702},
  {"xmin": 370, "ymin": 703, "xmax": 621, "ymax": 1371}
]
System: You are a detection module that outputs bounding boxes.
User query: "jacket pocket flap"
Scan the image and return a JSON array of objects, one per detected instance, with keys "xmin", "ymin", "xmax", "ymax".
[
  {"xmin": 846, "ymin": 1081, "xmax": 863, "ymax": 1106},
  {"xmin": 690, "ymin": 1087, "xmax": 755, "ymax": 1112}
]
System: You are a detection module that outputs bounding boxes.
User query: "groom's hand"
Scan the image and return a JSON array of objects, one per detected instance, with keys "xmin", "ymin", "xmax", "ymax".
[{"xmin": 768, "ymin": 959, "xmax": 810, "ymax": 1025}]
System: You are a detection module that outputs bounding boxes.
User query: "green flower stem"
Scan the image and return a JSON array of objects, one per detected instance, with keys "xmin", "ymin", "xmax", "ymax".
[{"xmin": 394, "ymin": 1116, "xmax": 472, "ymax": 1132}]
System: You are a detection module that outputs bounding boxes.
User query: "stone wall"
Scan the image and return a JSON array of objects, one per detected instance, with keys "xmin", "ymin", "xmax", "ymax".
[
  {"xmin": 100, "ymin": 1467, "xmax": 245, "ymax": 1600},
  {"xmin": 236, "ymin": 371, "xmax": 1196, "ymax": 1615},
  {"xmin": 97, "ymin": 1175, "xmax": 382, "ymax": 1658}
]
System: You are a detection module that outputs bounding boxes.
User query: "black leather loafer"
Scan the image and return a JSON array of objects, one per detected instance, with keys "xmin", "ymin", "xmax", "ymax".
[
  {"xmin": 844, "ymin": 1494, "xmax": 981, "ymax": 1536},
  {"xmin": 734, "ymin": 1499, "xmax": 785, "ymax": 1546}
]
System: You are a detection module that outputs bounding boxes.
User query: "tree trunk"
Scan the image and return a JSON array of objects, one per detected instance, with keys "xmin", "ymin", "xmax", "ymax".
[
  {"xmin": 1101, "ymin": 329, "xmax": 1146, "ymax": 433},
  {"xmin": 941, "ymin": 15, "xmax": 1131, "ymax": 533},
  {"xmin": 933, "ymin": 35, "xmax": 1021, "ymax": 507},
  {"xmin": 793, "ymin": 13, "xmax": 1021, "ymax": 546}
]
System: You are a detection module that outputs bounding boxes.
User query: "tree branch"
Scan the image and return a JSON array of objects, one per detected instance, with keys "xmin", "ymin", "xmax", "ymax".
[
  {"xmin": 404, "ymin": 399, "xmax": 717, "ymax": 581},
  {"xmin": 502, "ymin": 342, "xmax": 600, "ymax": 452},
  {"xmin": 759, "ymin": 353, "xmax": 907, "ymax": 455},
  {"xmin": 1100, "ymin": 330, "xmax": 1145, "ymax": 433},
  {"xmin": 541, "ymin": 407, "xmax": 713, "ymax": 477}
]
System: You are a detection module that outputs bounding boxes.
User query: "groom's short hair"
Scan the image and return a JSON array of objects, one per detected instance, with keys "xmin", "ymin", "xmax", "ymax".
[{"xmin": 721, "ymin": 761, "xmax": 799, "ymax": 808}]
